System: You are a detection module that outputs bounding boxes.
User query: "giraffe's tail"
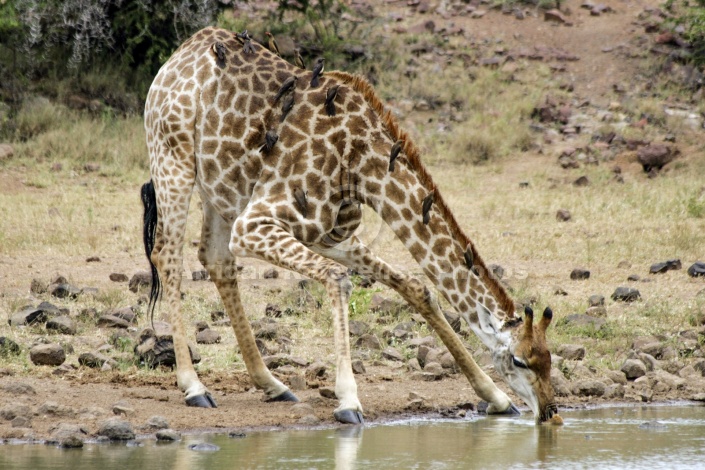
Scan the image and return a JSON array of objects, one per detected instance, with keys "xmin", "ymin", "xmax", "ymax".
[{"xmin": 141, "ymin": 180, "xmax": 161, "ymax": 324}]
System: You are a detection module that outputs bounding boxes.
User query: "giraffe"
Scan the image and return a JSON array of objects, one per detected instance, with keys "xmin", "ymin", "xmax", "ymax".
[{"xmin": 141, "ymin": 26, "xmax": 562, "ymax": 425}]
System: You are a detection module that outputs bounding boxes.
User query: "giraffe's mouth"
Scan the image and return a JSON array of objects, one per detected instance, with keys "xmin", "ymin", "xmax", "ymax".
[{"xmin": 540, "ymin": 403, "xmax": 563, "ymax": 425}]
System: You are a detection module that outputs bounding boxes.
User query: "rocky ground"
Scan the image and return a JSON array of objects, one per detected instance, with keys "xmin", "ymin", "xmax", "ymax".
[{"xmin": 1, "ymin": 0, "xmax": 705, "ymax": 447}]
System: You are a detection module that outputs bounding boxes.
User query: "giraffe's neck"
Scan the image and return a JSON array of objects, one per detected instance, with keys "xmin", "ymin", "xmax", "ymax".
[
  {"xmin": 321, "ymin": 73, "xmax": 515, "ymax": 332},
  {"xmin": 369, "ymin": 162, "xmax": 514, "ymax": 332}
]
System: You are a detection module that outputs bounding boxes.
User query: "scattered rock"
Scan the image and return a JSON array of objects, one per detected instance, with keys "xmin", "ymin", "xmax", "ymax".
[
  {"xmin": 637, "ymin": 143, "xmax": 676, "ymax": 173},
  {"xmin": 0, "ymin": 337, "xmax": 21, "ymax": 355},
  {"xmin": 687, "ymin": 262, "xmax": 705, "ymax": 278},
  {"xmin": 97, "ymin": 418, "xmax": 135, "ymax": 440},
  {"xmin": 355, "ymin": 334, "xmax": 382, "ymax": 350},
  {"xmin": 49, "ymin": 283, "xmax": 81, "ymax": 300},
  {"xmin": 603, "ymin": 383, "xmax": 625, "ymax": 399},
  {"xmin": 60, "ymin": 435, "xmax": 85, "ymax": 448},
  {"xmin": 156, "ymin": 429, "xmax": 181, "ymax": 441},
  {"xmin": 572, "ymin": 380, "xmax": 606, "ymax": 397},
  {"xmin": 559, "ymin": 314, "xmax": 607, "ymax": 330},
  {"xmin": 586, "ymin": 306, "xmax": 607, "ymax": 317},
  {"xmin": 381, "ymin": 347, "xmax": 404, "ymax": 362},
  {"xmin": 196, "ymin": 328, "xmax": 221, "ymax": 345},
  {"xmin": 544, "ymin": 9, "xmax": 570, "ymax": 24},
  {"xmin": 348, "ymin": 320, "xmax": 369, "ymax": 337},
  {"xmin": 557, "ymin": 344, "xmax": 586, "ymax": 361},
  {"xmin": 621, "ymin": 358, "xmax": 647, "ymax": 380},
  {"xmin": 588, "ymin": 295, "xmax": 605, "ymax": 307},
  {"xmin": 553, "ymin": 286, "xmax": 568, "ymax": 296},
  {"xmin": 129, "ymin": 272, "xmax": 152, "ymax": 293},
  {"xmin": 319, "ymin": 387, "xmax": 337, "ymax": 399},
  {"xmin": 29, "ymin": 343, "xmax": 65, "ymax": 366},
  {"xmin": 305, "ymin": 362, "xmax": 327, "ymax": 380},
  {"xmin": 551, "ymin": 369, "xmax": 572, "ymax": 396},
  {"xmin": 9, "ymin": 306, "xmax": 48, "ymax": 326},
  {"xmin": 46, "ymin": 316, "xmax": 77, "ymax": 335},
  {"xmin": 134, "ymin": 324, "xmax": 201, "ymax": 368},
  {"xmin": 109, "ymin": 273, "xmax": 129, "ymax": 283},
  {"xmin": 145, "ymin": 415, "xmax": 169, "ymax": 430},
  {"xmin": 265, "ymin": 304, "xmax": 282, "ymax": 318},
  {"xmin": 611, "ymin": 287, "xmax": 641, "ymax": 302},
  {"xmin": 96, "ymin": 315, "xmax": 130, "ymax": 329},
  {"xmin": 556, "ymin": 209, "xmax": 572, "ymax": 221},
  {"xmin": 649, "ymin": 259, "xmax": 681, "ymax": 274},
  {"xmin": 351, "ymin": 359, "xmax": 366, "ymax": 374},
  {"xmin": 570, "ymin": 268, "xmax": 590, "ymax": 280},
  {"xmin": 573, "ymin": 175, "xmax": 590, "ymax": 187},
  {"xmin": 112, "ymin": 401, "xmax": 134, "ymax": 416},
  {"xmin": 78, "ymin": 352, "xmax": 116, "ymax": 369}
]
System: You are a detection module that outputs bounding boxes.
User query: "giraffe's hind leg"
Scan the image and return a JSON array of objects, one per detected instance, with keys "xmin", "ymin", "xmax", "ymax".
[
  {"xmin": 230, "ymin": 210, "xmax": 363, "ymax": 424},
  {"xmin": 313, "ymin": 236, "xmax": 517, "ymax": 415},
  {"xmin": 198, "ymin": 199, "xmax": 296, "ymax": 402},
  {"xmin": 145, "ymin": 160, "xmax": 216, "ymax": 407}
]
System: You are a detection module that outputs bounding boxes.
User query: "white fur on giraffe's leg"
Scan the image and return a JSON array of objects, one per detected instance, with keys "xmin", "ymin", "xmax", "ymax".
[
  {"xmin": 333, "ymin": 370, "xmax": 364, "ymax": 424},
  {"xmin": 485, "ymin": 390, "xmax": 518, "ymax": 416},
  {"xmin": 183, "ymin": 381, "xmax": 217, "ymax": 408}
]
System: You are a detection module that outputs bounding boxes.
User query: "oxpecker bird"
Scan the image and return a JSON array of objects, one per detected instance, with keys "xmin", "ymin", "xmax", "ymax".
[
  {"xmin": 260, "ymin": 129, "xmax": 279, "ymax": 153},
  {"xmin": 388, "ymin": 140, "xmax": 404, "ymax": 172},
  {"xmin": 294, "ymin": 49, "xmax": 306, "ymax": 70},
  {"xmin": 280, "ymin": 94, "xmax": 295, "ymax": 121},
  {"xmin": 265, "ymin": 32, "xmax": 280, "ymax": 56},
  {"xmin": 211, "ymin": 42, "xmax": 226, "ymax": 68},
  {"xmin": 310, "ymin": 58, "xmax": 325, "ymax": 88},
  {"xmin": 325, "ymin": 85, "xmax": 339, "ymax": 117},
  {"xmin": 273, "ymin": 76, "xmax": 298, "ymax": 103}
]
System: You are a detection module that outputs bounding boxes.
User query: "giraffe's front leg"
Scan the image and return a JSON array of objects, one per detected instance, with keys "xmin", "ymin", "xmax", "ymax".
[
  {"xmin": 199, "ymin": 200, "xmax": 296, "ymax": 403},
  {"xmin": 315, "ymin": 237, "xmax": 517, "ymax": 416},
  {"xmin": 230, "ymin": 213, "xmax": 364, "ymax": 424}
]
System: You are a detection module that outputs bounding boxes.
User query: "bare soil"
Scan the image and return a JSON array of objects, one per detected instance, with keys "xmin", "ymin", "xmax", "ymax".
[{"xmin": 1, "ymin": 0, "xmax": 701, "ymax": 442}]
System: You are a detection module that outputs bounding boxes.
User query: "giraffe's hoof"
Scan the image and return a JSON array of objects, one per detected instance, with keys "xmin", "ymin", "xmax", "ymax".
[
  {"xmin": 496, "ymin": 403, "xmax": 521, "ymax": 416},
  {"xmin": 334, "ymin": 410, "xmax": 364, "ymax": 425},
  {"xmin": 186, "ymin": 393, "xmax": 217, "ymax": 408},
  {"xmin": 266, "ymin": 390, "xmax": 299, "ymax": 403}
]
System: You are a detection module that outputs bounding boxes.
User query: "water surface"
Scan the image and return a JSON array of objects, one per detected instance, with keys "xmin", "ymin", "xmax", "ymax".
[{"xmin": 2, "ymin": 404, "xmax": 704, "ymax": 469}]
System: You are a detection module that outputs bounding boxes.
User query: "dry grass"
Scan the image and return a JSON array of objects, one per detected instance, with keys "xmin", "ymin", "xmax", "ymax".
[{"xmin": 1, "ymin": 32, "xmax": 704, "ymax": 381}]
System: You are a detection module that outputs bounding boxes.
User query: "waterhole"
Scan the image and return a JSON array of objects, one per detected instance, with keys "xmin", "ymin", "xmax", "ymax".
[{"xmin": 2, "ymin": 404, "xmax": 704, "ymax": 469}]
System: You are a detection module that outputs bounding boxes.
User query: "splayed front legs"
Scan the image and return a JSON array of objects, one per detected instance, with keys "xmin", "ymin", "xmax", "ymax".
[
  {"xmin": 314, "ymin": 237, "xmax": 518, "ymax": 415},
  {"xmin": 230, "ymin": 212, "xmax": 364, "ymax": 424}
]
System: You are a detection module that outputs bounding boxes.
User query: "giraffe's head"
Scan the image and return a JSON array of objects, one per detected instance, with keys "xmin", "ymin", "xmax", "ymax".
[{"xmin": 473, "ymin": 304, "xmax": 562, "ymax": 424}]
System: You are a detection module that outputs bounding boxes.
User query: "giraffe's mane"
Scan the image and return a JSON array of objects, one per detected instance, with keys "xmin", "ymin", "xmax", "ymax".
[{"xmin": 327, "ymin": 71, "xmax": 516, "ymax": 319}]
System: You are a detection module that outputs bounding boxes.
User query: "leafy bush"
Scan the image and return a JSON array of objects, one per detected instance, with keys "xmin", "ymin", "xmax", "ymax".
[
  {"xmin": 0, "ymin": 0, "xmax": 230, "ymax": 112},
  {"xmin": 666, "ymin": 0, "xmax": 705, "ymax": 69}
]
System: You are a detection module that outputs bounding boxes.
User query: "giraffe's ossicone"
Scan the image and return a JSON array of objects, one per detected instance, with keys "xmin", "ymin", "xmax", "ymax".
[{"xmin": 142, "ymin": 27, "xmax": 561, "ymax": 425}]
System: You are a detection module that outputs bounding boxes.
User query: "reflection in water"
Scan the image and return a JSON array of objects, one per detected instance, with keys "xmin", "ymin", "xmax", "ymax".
[
  {"xmin": 1, "ymin": 405, "xmax": 705, "ymax": 469},
  {"xmin": 335, "ymin": 426, "xmax": 363, "ymax": 470}
]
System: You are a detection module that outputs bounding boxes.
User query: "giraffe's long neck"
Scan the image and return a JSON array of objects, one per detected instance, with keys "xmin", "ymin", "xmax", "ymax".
[
  {"xmin": 323, "ymin": 72, "xmax": 515, "ymax": 329},
  {"xmin": 365, "ymin": 160, "xmax": 515, "ymax": 331}
]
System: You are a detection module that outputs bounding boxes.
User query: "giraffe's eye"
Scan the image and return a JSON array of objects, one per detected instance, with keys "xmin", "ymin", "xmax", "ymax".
[{"xmin": 512, "ymin": 356, "xmax": 529, "ymax": 369}]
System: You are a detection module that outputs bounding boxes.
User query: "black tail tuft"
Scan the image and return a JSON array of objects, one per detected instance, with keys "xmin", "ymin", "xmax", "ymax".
[{"xmin": 141, "ymin": 180, "xmax": 161, "ymax": 323}]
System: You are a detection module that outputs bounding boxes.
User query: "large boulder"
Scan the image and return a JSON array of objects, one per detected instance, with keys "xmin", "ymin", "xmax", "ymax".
[{"xmin": 29, "ymin": 343, "xmax": 66, "ymax": 366}]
